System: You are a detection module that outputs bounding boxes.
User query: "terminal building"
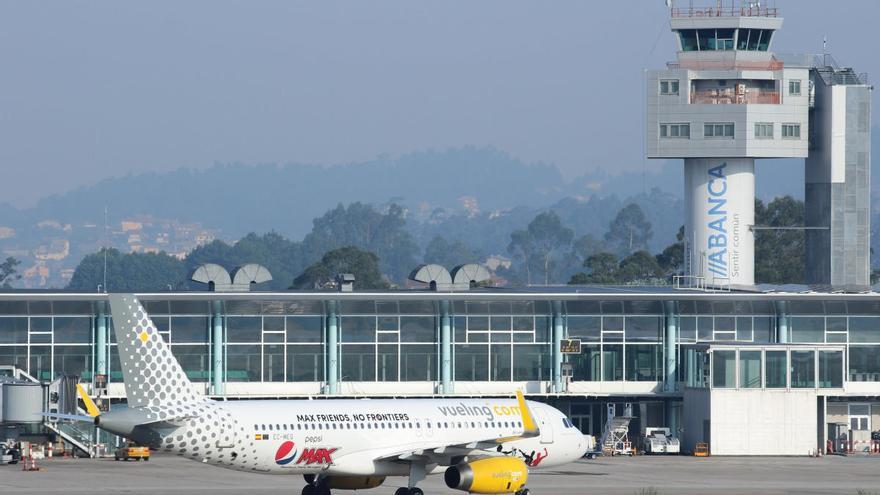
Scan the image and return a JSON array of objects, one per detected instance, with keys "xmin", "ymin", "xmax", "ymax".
[
  {"xmin": 1, "ymin": 281, "xmax": 880, "ymax": 456},
  {"xmin": 0, "ymin": 3, "xmax": 875, "ymax": 458}
]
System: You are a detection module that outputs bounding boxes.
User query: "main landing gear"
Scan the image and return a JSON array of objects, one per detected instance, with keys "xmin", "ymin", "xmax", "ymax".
[
  {"xmin": 393, "ymin": 488, "xmax": 423, "ymax": 495},
  {"xmin": 301, "ymin": 474, "xmax": 330, "ymax": 495},
  {"xmin": 300, "ymin": 483, "xmax": 330, "ymax": 495}
]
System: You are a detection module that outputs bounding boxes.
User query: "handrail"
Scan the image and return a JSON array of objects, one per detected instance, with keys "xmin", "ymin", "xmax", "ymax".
[
  {"xmin": 691, "ymin": 90, "xmax": 780, "ymax": 105},
  {"xmin": 670, "ymin": 6, "xmax": 779, "ymax": 18},
  {"xmin": 668, "ymin": 59, "xmax": 784, "ymax": 71}
]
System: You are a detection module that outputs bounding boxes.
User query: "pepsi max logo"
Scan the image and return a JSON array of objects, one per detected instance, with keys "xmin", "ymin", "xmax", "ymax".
[{"xmin": 275, "ymin": 440, "xmax": 298, "ymax": 465}]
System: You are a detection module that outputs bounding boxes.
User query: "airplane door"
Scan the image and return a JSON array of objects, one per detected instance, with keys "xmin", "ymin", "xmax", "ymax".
[
  {"xmin": 534, "ymin": 408, "xmax": 554, "ymax": 444},
  {"xmin": 215, "ymin": 409, "xmax": 237, "ymax": 450},
  {"xmin": 424, "ymin": 418, "xmax": 434, "ymax": 438}
]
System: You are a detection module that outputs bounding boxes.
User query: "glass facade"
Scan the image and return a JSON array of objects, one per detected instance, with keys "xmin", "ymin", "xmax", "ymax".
[
  {"xmin": 0, "ymin": 296, "xmax": 873, "ymax": 391},
  {"xmin": 706, "ymin": 346, "xmax": 843, "ymax": 390}
]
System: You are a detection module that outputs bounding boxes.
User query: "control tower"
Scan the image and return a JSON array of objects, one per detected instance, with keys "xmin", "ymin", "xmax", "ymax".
[{"xmin": 647, "ymin": 2, "xmax": 871, "ymax": 288}]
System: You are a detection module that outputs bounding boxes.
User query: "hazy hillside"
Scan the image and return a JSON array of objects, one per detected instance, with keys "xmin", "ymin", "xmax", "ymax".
[
  {"xmin": 4, "ymin": 148, "xmax": 570, "ymax": 239},
  {"xmin": 3, "ymin": 139, "xmax": 876, "ymax": 288}
]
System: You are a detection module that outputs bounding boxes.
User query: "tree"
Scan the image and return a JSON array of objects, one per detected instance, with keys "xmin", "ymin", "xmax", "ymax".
[
  {"xmin": 618, "ymin": 250, "xmax": 663, "ymax": 283},
  {"xmin": 605, "ymin": 204, "xmax": 653, "ymax": 257},
  {"xmin": 507, "ymin": 229, "xmax": 536, "ymax": 284},
  {"xmin": 291, "ymin": 246, "xmax": 389, "ymax": 290},
  {"xmin": 755, "ymin": 196, "xmax": 804, "ymax": 284},
  {"xmin": 67, "ymin": 248, "xmax": 188, "ymax": 291},
  {"xmin": 569, "ymin": 252, "xmax": 619, "ymax": 284},
  {"xmin": 423, "ymin": 236, "xmax": 481, "ymax": 268},
  {"xmin": 302, "ymin": 203, "xmax": 419, "ymax": 283},
  {"xmin": 508, "ymin": 211, "xmax": 574, "ymax": 285},
  {"xmin": 656, "ymin": 225, "xmax": 685, "ymax": 275},
  {"xmin": 572, "ymin": 233, "xmax": 606, "ymax": 264},
  {"xmin": 0, "ymin": 257, "xmax": 21, "ymax": 288}
]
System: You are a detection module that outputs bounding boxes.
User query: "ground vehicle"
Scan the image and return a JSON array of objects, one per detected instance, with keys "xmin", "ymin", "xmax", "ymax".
[
  {"xmin": 114, "ymin": 445, "xmax": 150, "ymax": 461},
  {"xmin": 644, "ymin": 428, "xmax": 681, "ymax": 455},
  {"xmin": 0, "ymin": 443, "xmax": 21, "ymax": 464}
]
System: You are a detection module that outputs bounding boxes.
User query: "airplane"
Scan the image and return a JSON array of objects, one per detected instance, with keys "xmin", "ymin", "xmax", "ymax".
[{"xmin": 55, "ymin": 294, "xmax": 587, "ymax": 495}]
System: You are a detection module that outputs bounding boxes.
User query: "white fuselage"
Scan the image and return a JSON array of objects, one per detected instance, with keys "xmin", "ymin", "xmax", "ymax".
[{"xmin": 155, "ymin": 397, "xmax": 586, "ymax": 477}]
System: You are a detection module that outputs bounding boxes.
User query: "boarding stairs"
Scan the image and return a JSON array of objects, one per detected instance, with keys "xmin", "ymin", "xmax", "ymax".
[{"xmin": 599, "ymin": 403, "xmax": 633, "ymax": 456}]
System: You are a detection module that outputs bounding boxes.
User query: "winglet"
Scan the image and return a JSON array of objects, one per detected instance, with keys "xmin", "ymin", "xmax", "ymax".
[
  {"xmin": 76, "ymin": 383, "xmax": 101, "ymax": 418},
  {"xmin": 516, "ymin": 390, "xmax": 540, "ymax": 437}
]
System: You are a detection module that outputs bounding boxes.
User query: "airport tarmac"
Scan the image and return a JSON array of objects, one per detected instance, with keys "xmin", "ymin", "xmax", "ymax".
[{"xmin": 1, "ymin": 454, "xmax": 879, "ymax": 495}]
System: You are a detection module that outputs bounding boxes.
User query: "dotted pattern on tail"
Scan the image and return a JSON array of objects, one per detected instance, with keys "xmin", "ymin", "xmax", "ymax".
[{"xmin": 108, "ymin": 294, "xmax": 204, "ymax": 409}]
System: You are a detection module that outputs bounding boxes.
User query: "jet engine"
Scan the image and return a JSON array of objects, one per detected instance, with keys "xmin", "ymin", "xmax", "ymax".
[{"xmin": 444, "ymin": 457, "xmax": 528, "ymax": 494}]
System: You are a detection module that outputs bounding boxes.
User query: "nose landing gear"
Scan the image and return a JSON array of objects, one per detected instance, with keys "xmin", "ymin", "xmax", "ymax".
[{"xmin": 393, "ymin": 488, "xmax": 423, "ymax": 495}]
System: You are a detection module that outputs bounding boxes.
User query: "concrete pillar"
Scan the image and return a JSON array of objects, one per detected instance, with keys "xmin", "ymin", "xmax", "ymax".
[
  {"xmin": 684, "ymin": 157, "xmax": 755, "ymax": 287},
  {"xmin": 552, "ymin": 301, "xmax": 564, "ymax": 393},
  {"xmin": 212, "ymin": 300, "xmax": 224, "ymax": 395},
  {"xmin": 667, "ymin": 400, "xmax": 680, "ymax": 439},
  {"xmin": 95, "ymin": 302, "xmax": 108, "ymax": 379},
  {"xmin": 663, "ymin": 301, "xmax": 677, "ymax": 393},
  {"xmin": 775, "ymin": 300, "xmax": 789, "ymax": 344},
  {"xmin": 440, "ymin": 300, "xmax": 452, "ymax": 394},
  {"xmin": 326, "ymin": 301, "xmax": 338, "ymax": 395}
]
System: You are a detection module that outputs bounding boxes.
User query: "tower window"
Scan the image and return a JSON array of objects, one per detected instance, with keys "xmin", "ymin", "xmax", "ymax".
[
  {"xmin": 660, "ymin": 123, "xmax": 690, "ymax": 139},
  {"xmin": 782, "ymin": 124, "xmax": 801, "ymax": 139},
  {"xmin": 789, "ymin": 80, "xmax": 802, "ymax": 96},
  {"xmin": 678, "ymin": 29, "xmax": 698, "ymax": 52},
  {"xmin": 660, "ymin": 80, "xmax": 679, "ymax": 96},
  {"xmin": 704, "ymin": 123, "xmax": 734, "ymax": 138},
  {"xmin": 755, "ymin": 123, "xmax": 774, "ymax": 139}
]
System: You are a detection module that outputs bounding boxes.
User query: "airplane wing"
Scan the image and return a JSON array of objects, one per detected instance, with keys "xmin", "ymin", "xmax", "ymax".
[{"xmin": 372, "ymin": 391, "xmax": 541, "ymax": 464}]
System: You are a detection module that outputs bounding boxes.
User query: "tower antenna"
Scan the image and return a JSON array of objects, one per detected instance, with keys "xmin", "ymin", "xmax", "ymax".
[{"xmin": 103, "ymin": 206, "xmax": 108, "ymax": 293}]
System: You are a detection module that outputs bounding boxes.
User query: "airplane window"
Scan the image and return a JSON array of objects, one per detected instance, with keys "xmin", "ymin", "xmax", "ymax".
[
  {"xmin": 471, "ymin": 422, "xmax": 475, "ymax": 428},
  {"xmin": 418, "ymin": 422, "xmax": 423, "ymax": 428},
  {"xmin": 346, "ymin": 424, "xmax": 351, "ymax": 430},
  {"xmin": 367, "ymin": 424, "xmax": 372, "ymax": 429},
  {"xmin": 408, "ymin": 422, "xmax": 413, "ymax": 428},
  {"xmin": 504, "ymin": 422, "xmax": 509, "ymax": 427},
  {"xmin": 268, "ymin": 425, "xmax": 273, "ymax": 431},
  {"xmin": 276, "ymin": 424, "xmax": 280, "ymax": 430},
  {"xmin": 254, "ymin": 424, "xmax": 258, "ymax": 430},
  {"xmin": 394, "ymin": 423, "xmax": 399, "ymax": 429},
  {"xmin": 261, "ymin": 424, "xmax": 266, "ymax": 430},
  {"xmin": 444, "ymin": 422, "xmax": 449, "ymax": 428},
  {"xmin": 380, "ymin": 423, "xmax": 385, "ymax": 429}
]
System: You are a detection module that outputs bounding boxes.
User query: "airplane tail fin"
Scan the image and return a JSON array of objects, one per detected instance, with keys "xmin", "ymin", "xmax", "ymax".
[{"xmin": 108, "ymin": 294, "xmax": 203, "ymax": 409}]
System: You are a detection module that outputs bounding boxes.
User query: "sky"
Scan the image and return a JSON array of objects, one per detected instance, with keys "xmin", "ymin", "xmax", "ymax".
[{"xmin": 1, "ymin": 0, "xmax": 878, "ymax": 208}]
